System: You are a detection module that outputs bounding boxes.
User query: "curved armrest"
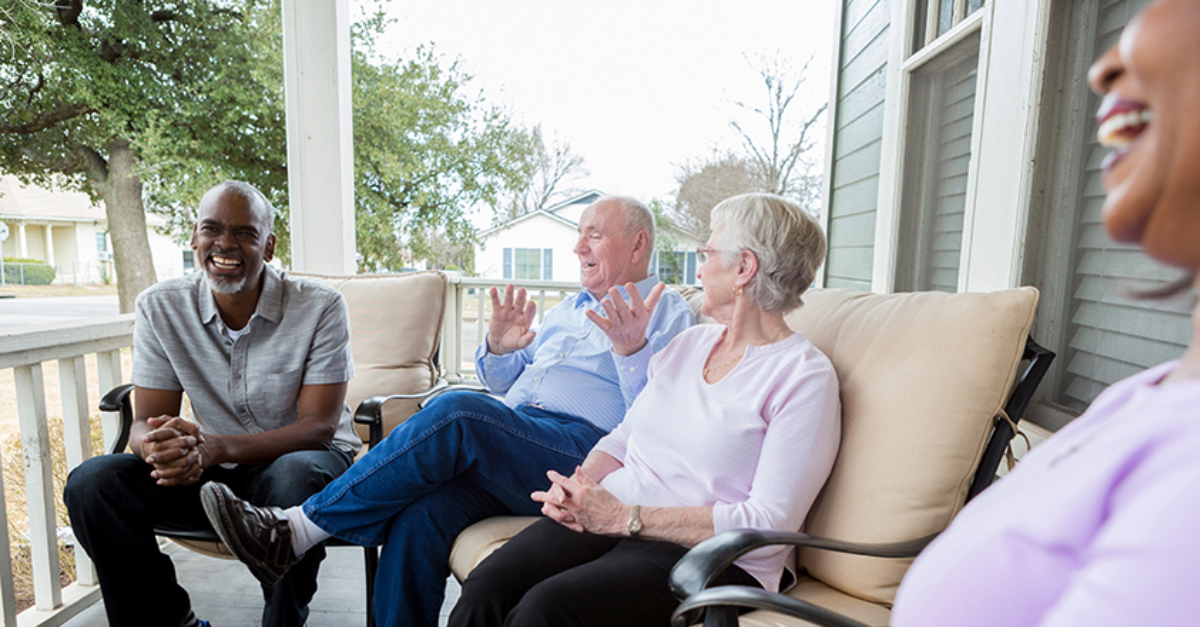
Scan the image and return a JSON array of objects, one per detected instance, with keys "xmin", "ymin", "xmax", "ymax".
[
  {"xmin": 352, "ymin": 382, "xmax": 491, "ymax": 447},
  {"xmin": 671, "ymin": 586, "xmax": 871, "ymax": 627},
  {"xmin": 669, "ymin": 529, "xmax": 938, "ymax": 600},
  {"xmin": 99, "ymin": 383, "xmax": 136, "ymax": 455}
]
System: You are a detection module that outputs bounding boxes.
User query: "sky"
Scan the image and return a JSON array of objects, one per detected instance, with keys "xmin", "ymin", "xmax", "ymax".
[{"xmin": 365, "ymin": 0, "xmax": 838, "ymax": 220}]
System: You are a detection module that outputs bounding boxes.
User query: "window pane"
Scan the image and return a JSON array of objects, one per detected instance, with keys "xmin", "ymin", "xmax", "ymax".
[
  {"xmin": 96, "ymin": 232, "xmax": 107, "ymax": 252},
  {"xmin": 503, "ymin": 247, "xmax": 512, "ymax": 279},
  {"xmin": 895, "ymin": 34, "xmax": 979, "ymax": 293},
  {"xmin": 514, "ymin": 248, "xmax": 541, "ymax": 280},
  {"xmin": 968, "ymin": 0, "xmax": 985, "ymax": 15},
  {"xmin": 937, "ymin": 0, "xmax": 955, "ymax": 38}
]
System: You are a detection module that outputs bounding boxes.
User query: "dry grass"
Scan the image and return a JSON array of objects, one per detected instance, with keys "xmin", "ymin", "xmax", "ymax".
[{"xmin": 0, "ymin": 284, "xmax": 117, "ymax": 298}]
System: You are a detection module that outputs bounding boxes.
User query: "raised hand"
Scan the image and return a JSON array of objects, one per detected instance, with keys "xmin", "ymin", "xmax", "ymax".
[
  {"xmin": 486, "ymin": 284, "xmax": 537, "ymax": 356},
  {"xmin": 585, "ymin": 282, "xmax": 665, "ymax": 356},
  {"xmin": 143, "ymin": 416, "xmax": 205, "ymax": 486}
]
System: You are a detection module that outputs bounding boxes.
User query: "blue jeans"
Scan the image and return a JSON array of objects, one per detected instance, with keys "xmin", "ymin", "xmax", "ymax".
[
  {"xmin": 302, "ymin": 391, "xmax": 608, "ymax": 627},
  {"xmin": 64, "ymin": 449, "xmax": 352, "ymax": 627}
]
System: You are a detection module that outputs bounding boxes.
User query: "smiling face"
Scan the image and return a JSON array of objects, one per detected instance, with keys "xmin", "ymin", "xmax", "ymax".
[
  {"xmin": 573, "ymin": 199, "xmax": 650, "ymax": 297},
  {"xmin": 1088, "ymin": 0, "xmax": 1200, "ymax": 271},
  {"xmin": 191, "ymin": 188, "xmax": 275, "ymax": 296}
]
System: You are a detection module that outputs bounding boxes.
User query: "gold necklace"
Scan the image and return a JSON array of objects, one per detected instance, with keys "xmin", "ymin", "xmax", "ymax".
[{"xmin": 703, "ymin": 327, "xmax": 787, "ymax": 377}]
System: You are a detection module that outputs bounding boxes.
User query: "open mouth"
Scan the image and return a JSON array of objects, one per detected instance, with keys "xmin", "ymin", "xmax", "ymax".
[
  {"xmin": 1096, "ymin": 94, "xmax": 1151, "ymax": 174},
  {"xmin": 207, "ymin": 253, "xmax": 243, "ymax": 273}
]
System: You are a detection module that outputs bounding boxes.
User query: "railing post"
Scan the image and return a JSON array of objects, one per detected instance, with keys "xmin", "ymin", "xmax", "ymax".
[
  {"xmin": 14, "ymin": 364, "xmax": 63, "ymax": 611},
  {"xmin": 440, "ymin": 274, "xmax": 462, "ymax": 383},
  {"xmin": 58, "ymin": 356, "xmax": 97, "ymax": 586},
  {"xmin": 0, "ymin": 460, "xmax": 15, "ymax": 627},
  {"xmin": 96, "ymin": 350, "xmax": 124, "ymax": 452}
]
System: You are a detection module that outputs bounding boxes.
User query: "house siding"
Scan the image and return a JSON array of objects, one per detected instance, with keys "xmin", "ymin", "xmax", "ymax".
[{"xmin": 825, "ymin": 0, "xmax": 890, "ymax": 291}]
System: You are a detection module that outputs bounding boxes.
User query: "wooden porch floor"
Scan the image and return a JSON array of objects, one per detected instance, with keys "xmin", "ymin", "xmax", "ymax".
[{"xmin": 61, "ymin": 543, "xmax": 461, "ymax": 626}]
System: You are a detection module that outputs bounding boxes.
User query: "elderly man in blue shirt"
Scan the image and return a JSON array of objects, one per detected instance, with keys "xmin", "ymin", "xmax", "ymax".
[{"xmin": 202, "ymin": 195, "xmax": 695, "ymax": 627}]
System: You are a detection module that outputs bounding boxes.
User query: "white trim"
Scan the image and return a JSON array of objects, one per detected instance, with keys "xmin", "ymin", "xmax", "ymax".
[
  {"xmin": 480, "ymin": 209, "xmax": 578, "ymax": 237},
  {"xmin": 816, "ymin": 0, "xmax": 845, "ymax": 291},
  {"xmin": 544, "ymin": 189, "xmax": 604, "ymax": 214},
  {"xmin": 901, "ymin": 9, "xmax": 984, "ymax": 74},
  {"xmin": 871, "ymin": 0, "xmax": 916, "ymax": 294}
]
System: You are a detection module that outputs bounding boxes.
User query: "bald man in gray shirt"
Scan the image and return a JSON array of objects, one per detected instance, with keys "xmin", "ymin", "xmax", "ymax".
[{"xmin": 64, "ymin": 181, "xmax": 357, "ymax": 627}]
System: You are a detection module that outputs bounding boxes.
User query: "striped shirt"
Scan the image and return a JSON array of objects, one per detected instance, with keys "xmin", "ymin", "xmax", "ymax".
[{"xmin": 475, "ymin": 274, "xmax": 694, "ymax": 432}]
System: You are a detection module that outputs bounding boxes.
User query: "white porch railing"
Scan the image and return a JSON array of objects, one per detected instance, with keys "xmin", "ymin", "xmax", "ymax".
[
  {"xmin": 0, "ymin": 274, "xmax": 579, "ymax": 624},
  {"xmin": 0, "ymin": 316, "xmax": 133, "ymax": 627}
]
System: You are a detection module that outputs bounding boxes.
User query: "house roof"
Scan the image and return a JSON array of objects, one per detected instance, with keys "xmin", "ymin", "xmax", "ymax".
[
  {"xmin": 480, "ymin": 189, "xmax": 606, "ymax": 237},
  {"xmin": 0, "ymin": 175, "xmax": 105, "ymax": 223}
]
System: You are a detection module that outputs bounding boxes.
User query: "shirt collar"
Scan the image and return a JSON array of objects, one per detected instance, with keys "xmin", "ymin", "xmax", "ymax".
[
  {"xmin": 576, "ymin": 274, "xmax": 662, "ymax": 308},
  {"xmin": 196, "ymin": 264, "xmax": 285, "ymax": 327}
]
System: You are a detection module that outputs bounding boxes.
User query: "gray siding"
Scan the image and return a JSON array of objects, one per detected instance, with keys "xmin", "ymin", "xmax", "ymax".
[{"xmin": 825, "ymin": 0, "xmax": 889, "ymax": 291}]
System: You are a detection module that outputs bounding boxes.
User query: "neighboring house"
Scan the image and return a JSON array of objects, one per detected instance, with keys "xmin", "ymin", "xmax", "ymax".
[
  {"xmin": 476, "ymin": 190, "xmax": 703, "ymax": 285},
  {"xmin": 823, "ymin": 0, "xmax": 1185, "ymax": 432},
  {"xmin": 0, "ymin": 175, "xmax": 191, "ymax": 284}
]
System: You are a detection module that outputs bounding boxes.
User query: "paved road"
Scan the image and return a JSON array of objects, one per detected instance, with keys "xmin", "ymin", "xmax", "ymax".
[{"xmin": 0, "ymin": 295, "xmax": 122, "ymax": 331}]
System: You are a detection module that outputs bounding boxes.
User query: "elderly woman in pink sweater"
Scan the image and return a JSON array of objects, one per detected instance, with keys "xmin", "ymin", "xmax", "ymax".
[{"xmin": 449, "ymin": 192, "xmax": 841, "ymax": 627}]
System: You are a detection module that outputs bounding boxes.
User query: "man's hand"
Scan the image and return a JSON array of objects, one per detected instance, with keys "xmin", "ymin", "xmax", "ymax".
[
  {"xmin": 142, "ymin": 416, "xmax": 205, "ymax": 486},
  {"xmin": 486, "ymin": 284, "xmax": 537, "ymax": 356},
  {"xmin": 531, "ymin": 467, "xmax": 628, "ymax": 535},
  {"xmin": 585, "ymin": 282, "xmax": 665, "ymax": 356}
]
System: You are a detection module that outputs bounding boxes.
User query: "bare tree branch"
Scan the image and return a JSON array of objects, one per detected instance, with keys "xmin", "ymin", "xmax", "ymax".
[{"xmin": 0, "ymin": 102, "xmax": 93, "ymax": 134}]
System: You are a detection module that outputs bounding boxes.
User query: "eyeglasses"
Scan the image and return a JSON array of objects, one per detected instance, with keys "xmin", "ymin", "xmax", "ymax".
[{"xmin": 695, "ymin": 248, "xmax": 724, "ymax": 263}]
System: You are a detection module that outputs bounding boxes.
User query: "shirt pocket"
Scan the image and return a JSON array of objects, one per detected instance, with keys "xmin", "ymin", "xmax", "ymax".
[{"xmin": 249, "ymin": 372, "xmax": 302, "ymax": 429}]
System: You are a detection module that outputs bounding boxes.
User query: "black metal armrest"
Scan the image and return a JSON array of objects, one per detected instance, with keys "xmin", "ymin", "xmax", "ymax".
[
  {"xmin": 352, "ymin": 381, "xmax": 490, "ymax": 447},
  {"xmin": 99, "ymin": 383, "xmax": 136, "ymax": 455},
  {"xmin": 672, "ymin": 586, "xmax": 871, "ymax": 627},
  {"xmin": 670, "ymin": 528, "xmax": 937, "ymax": 600}
]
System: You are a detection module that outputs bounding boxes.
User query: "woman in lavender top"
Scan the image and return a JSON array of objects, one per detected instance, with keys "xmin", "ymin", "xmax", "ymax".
[
  {"xmin": 449, "ymin": 193, "xmax": 842, "ymax": 627},
  {"xmin": 893, "ymin": 1, "xmax": 1200, "ymax": 624}
]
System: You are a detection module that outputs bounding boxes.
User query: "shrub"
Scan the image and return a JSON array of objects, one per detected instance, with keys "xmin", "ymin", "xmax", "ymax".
[{"xmin": 2, "ymin": 258, "xmax": 56, "ymax": 286}]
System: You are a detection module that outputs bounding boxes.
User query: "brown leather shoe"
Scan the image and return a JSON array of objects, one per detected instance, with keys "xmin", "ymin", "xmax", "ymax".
[{"xmin": 200, "ymin": 482, "xmax": 298, "ymax": 587}]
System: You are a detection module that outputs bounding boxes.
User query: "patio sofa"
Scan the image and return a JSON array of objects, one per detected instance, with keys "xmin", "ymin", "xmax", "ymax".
[{"xmin": 448, "ymin": 285, "xmax": 1050, "ymax": 626}]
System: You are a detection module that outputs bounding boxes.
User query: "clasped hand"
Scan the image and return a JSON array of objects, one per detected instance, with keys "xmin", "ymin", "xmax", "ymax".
[
  {"xmin": 142, "ymin": 416, "xmax": 206, "ymax": 486},
  {"xmin": 585, "ymin": 282, "xmax": 665, "ymax": 357},
  {"xmin": 531, "ymin": 467, "xmax": 627, "ymax": 536}
]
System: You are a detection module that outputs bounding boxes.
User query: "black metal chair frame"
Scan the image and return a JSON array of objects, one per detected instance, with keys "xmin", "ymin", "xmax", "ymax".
[
  {"xmin": 98, "ymin": 381, "xmax": 488, "ymax": 627},
  {"xmin": 668, "ymin": 336, "xmax": 1055, "ymax": 627}
]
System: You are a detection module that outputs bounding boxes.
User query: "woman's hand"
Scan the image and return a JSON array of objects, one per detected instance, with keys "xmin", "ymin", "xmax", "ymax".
[
  {"xmin": 532, "ymin": 467, "xmax": 629, "ymax": 535},
  {"xmin": 585, "ymin": 282, "xmax": 665, "ymax": 357}
]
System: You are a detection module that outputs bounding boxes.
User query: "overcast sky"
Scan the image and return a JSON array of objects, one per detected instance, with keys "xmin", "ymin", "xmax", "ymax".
[{"xmin": 366, "ymin": 0, "xmax": 837, "ymax": 218}]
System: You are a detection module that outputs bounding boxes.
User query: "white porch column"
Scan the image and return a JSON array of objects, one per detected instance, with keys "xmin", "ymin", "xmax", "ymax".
[
  {"xmin": 43, "ymin": 224, "xmax": 54, "ymax": 266},
  {"xmin": 281, "ymin": 0, "xmax": 357, "ymax": 275},
  {"xmin": 17, "ymin": 223, "xmax": 27, "ymax": 258}
]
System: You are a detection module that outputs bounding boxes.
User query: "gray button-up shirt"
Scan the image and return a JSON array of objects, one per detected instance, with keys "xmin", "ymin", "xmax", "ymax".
[{"xmin": 132, "ymin": 265, "xmax": 360, "ymax": 456}]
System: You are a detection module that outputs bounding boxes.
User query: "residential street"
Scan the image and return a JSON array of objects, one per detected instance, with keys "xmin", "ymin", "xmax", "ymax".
[{"xmin": 0, "ymin": 295, "xmax": 121, "ymax": 331}]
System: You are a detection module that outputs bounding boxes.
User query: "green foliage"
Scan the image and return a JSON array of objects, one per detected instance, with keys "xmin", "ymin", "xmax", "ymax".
[
  {"xmin": 2, "ymin": 257, "xmax": 56, "ymax": 285},
  {"xmin": 351, "ymin": 17, "xmax": 535, "ymax": 272}
]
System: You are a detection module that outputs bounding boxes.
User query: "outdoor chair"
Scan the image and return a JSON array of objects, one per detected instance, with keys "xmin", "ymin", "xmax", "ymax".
[
  {"xmin": 447, "ymin": 286, "xmax": 1053, "ymax": 627},
  {"xmin": 98, "ymin": 270, "xmax": 450, "ymax": 627}
]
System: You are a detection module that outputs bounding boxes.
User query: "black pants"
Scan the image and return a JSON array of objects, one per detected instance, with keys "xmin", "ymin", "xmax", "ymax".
[
  {"xmin": 449, "ymin": 518, "xmax": 762, "ymax": 627},
  {"xmin": 64, "ymin": 449, "xmax": 352, "ymax": 627}
]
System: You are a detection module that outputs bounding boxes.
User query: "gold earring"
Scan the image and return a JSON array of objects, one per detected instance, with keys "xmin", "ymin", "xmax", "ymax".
[{"xmin": 733, "ymin": 285, "xmax": 744, "ymax": 297}]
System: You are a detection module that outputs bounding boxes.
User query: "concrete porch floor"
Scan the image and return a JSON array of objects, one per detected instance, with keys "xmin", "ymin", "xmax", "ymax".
[{"xmin": 61, "ymin": 543, "xmax": 462, "ymax": 626}]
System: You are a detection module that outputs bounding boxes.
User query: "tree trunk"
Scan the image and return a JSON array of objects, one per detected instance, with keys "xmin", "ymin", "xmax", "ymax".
[{"xmin": 97, "ymin": 139, "xmax": 158, "ymax": 313}]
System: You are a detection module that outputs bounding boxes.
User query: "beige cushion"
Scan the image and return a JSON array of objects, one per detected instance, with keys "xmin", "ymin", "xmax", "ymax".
[
  {"xmin": 784, "ymin": 287, "xmax": 1038, "ymax": 605},
  {"xmin": 301, "ymin": 271, "xmax": 448, "ymax": 444},
  {"xmin": 450, "ymin": 516, "xmax": 539, "ymax": 581},
  {"xmin": 729, "ymin": 576, "xmax": 891, "ymax": 627}
]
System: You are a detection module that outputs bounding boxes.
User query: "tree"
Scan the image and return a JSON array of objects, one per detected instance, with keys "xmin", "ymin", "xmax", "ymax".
[
  {"xmin": 351, "ymin": 33, "xmax": 536, "ymax": 273},
  {"xmin": 730, "ymin": 53, "xmax": 827, "ymax": 213},
  {"xmin": 0, "ymin": 0, "xmax": 286, "ymax": 312},
  {"xmin": 671, "ymin": 151, "xmax": 764, "ymax": 238},
  {"xmin": 498, "ymin": 127, "xmax": 588, "ymax": 222}
]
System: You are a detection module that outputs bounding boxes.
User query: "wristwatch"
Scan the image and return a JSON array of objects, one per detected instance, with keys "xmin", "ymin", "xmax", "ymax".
[{"xmin": 626, "ymin": 504, "xmax": 643, "ymax": 538}]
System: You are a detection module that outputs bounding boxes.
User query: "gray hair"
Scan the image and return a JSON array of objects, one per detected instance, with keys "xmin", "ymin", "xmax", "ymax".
[
  {"xmin": 710, "ymin": 193, "xmax": 827, "ymax": 313},
  {"xmin": 199, "ymin": 180, "xmax": 276, "ymax": 234},
  {"xmin": 593, "ymin": 195, "xmax": 656, "ymax": 252}
]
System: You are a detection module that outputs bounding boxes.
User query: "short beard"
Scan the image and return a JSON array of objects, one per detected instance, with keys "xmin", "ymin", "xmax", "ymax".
[{"xmin": 204, "ymin": 272, "xmax": 247, "ymax": 295}]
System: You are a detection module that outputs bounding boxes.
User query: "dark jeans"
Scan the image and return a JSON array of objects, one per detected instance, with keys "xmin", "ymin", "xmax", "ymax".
[
  {"xmin": 301, "ymin": 391, "xmax": 608, "ymax": 627},
  {"xmin": 449, "ymin": 518, "xmax": 762, "ymax": 627},
  {"xmin": 64, "ymin": 449, "xmax": 352, "ymax": 627}
]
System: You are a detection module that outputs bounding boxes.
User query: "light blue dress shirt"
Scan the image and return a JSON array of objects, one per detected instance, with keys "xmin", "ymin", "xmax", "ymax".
[{"xmin": 475, "ymin": 274, "xmax": 695, "ymax": 432}]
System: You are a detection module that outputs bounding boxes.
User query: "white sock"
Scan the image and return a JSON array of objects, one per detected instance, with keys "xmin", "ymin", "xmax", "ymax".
[{"xmin": 284, "ymin": 506, "xmax": 330, "ymax": 557}]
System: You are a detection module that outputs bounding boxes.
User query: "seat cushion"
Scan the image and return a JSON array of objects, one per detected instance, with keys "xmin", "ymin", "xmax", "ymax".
[
  {"xmin": 302, "ymin": 271, "xmax": 448, "ymax": 442},
  {"xmin": 783, "ymin": 287, "xmax": 1038, "ymax": 605},
  {"xmin": 449, "ymin": 516, "xmax": 540, "ymax": 581}
]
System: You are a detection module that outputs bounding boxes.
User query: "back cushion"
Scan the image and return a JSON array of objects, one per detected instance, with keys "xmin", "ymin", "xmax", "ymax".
[
  {"xmin": 303, "ymin": 272, "xmax": 447, "ymax": 442},
  {"xmin": 784, "ymin": 287, "xmax": 1038, "ymax": 604}
]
